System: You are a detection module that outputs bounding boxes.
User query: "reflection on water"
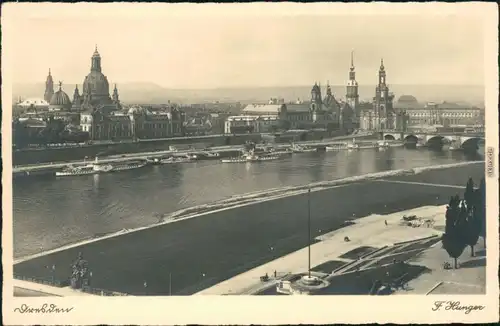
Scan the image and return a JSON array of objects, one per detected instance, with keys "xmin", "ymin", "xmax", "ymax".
[{"xmin": 13, "ymin": 147, "xmax": 479, "ymax": 257}]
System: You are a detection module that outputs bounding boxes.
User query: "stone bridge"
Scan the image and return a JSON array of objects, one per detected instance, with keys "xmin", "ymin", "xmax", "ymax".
[{"xmin": 380, "ymin": 131, "xmax": 485, "ymax": 149}]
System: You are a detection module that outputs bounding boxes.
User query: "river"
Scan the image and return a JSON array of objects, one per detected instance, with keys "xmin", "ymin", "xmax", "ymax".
[{"xmin": 13, "ymin": 147, "xmax": 483, "ymax": 258}]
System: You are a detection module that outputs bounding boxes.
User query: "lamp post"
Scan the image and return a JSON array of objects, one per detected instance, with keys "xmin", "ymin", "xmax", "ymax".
[{"xmin": 308, "ymin": 188, "xmax": 311, "ymax": 278}]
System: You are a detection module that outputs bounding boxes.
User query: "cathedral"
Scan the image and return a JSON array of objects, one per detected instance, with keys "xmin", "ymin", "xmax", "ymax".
[
  {"xmin": 359, "ymin": 59, "xmax": 407, "ymax": 131},
  {"xmin": 43, "ymin": 46, "xmax": 122, "ymax": 114}
]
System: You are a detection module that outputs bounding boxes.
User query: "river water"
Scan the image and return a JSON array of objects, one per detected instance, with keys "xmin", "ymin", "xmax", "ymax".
[{"xmin": 13, "ymin": 147, "xmax": 482, "ymax": 258}]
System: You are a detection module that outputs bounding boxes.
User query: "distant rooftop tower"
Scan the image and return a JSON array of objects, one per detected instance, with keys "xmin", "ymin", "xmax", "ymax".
[
  {"xmin": 44, "ymin": 68, "xmax": 54, "ymax": 103},
  {"xmin": 346, "ymin": 50, "xmax": 359, "ymax": 114}
]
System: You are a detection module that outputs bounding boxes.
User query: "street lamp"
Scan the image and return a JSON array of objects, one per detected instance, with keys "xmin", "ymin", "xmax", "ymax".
[{"xmin": 307, "ymin": 188, "xmax": 311, "ymax": 278}]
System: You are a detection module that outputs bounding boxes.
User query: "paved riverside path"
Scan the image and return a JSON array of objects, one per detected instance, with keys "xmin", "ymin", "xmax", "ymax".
[
  {"xmin": 13, "ymin": 280, "xmax": 93, "ymax": 297},
  {"xmin": 196, "ymin": 205, "xmax": 447, "ymax": 295},
  {"xmin": 13, "ymin": 163, "xmax": 484, "ymax": 296}
]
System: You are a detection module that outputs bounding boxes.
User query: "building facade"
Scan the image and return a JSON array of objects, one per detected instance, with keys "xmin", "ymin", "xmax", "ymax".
[
  {"xmin": 394, "ymin": 96, "xmax": 484, "ymax": 129},
  {"xmin": 224, "ymin": 82, "xmax": 349, "ymax": 134},
  {"xmin": 81, "ymin": 106, "xmax": 185, "ymax": 141}
]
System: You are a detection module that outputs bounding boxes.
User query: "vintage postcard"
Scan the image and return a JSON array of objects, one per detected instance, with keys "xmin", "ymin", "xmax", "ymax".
[{"xmin": 2, "ymin": 2, "xmax": 499, "ymax": 325}]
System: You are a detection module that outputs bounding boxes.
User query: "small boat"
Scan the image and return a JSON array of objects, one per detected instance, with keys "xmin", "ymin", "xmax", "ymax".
[
  {"xmin": 56, "ymin": 158, "xmax": 146, "ymax": 176},
  {"xmin": 291, "ymin": 144, "xmax": 317, "ymax": 153},
  {"xmin": 377, "ymin": 141, "xmax": 390, "ymax": 150},
  {"xmin": 388, "ymin": 141, "xmax": 404, "ymax": 148},
  {"xmin": 347, "ymin": 143, "xmax": 360, "ymax": 151},
  {"xmin": 147, "ymin": 157, "xmax": 163, "ymax": 165},
  {"xmin": 325, "ymin": 143, "xmax": 347, "ymax": 151},
  {"xmin": 416, "ymin": 143, "xmax": 426, "ymax": 148},
  {"xmin": 221, "ymin": 150, "xmax": 281, "ymax": 163},
  {"xmin": 200, "ymin": 151, "xmax": 220, "ymax": 158},
  {"xmin": 160, "ymin": 156, "xmax": 194, "ymax": 164}
]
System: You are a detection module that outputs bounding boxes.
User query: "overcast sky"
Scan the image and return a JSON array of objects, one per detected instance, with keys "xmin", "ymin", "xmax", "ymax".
[{"xmin": 5, "ymin": 3, "xmax": 487, "ymax": 88}]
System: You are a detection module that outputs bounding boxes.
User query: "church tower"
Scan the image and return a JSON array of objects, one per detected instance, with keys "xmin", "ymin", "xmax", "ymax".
[
  {"xmin": 44, "ymin": 68, "xmax": 54, "ymax": 103},
  {"xmin": 91, "ymin": 45, "xmax": 102, "ymax": 72},
  {"xmin": 112, "ymin": 84, "xmax": 122, "ymax": 109},
  {"xmin": 72, "ymin": 85, "xmax": 82, "ymax": 111},
  {"xmin": 373, "ymin": 58, "xmax": 394, "ymax": 117},
  {"xmin": 345, "ymin": 51, "xmax": 359, "ymax": 114},
  {"xmin": 310, "ymin": 82, "xmax": 323, "ymax": 111}
]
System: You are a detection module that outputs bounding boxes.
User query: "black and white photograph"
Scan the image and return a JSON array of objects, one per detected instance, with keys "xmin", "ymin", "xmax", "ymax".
[{"xmin": 2, "ymin": 2, "xmax": 498, "ymax": 324}]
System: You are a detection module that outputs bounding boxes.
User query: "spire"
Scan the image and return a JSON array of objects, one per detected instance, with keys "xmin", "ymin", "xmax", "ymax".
[
  {"xmin": 380, "ymin": 58, "xmax": 385, "ymax": 70},
  {"xmin": 44, "ymin": 69, "xmax": 55, "ymax": 102},
  {"xmin": 112, "ymin": 83, "xmax": 120, "ymax": 105},
  {"xmin": 350, "ymin": 50, "xmax": 354, "ymax": 69},
  {"xmin": 58, "ymin": 81, "xmax": 63, "ymax": 91},
  {"xmin": 326, "ymin": 80, "xmax": 332, "ymax": 96}
]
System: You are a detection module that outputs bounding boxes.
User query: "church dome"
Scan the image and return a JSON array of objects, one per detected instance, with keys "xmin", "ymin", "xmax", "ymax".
[
  {"xmin": 397, "ymin": 95, "xmax": 418, "ymax": 103},
  {"xmin": 82, "ymin": 47, "xmax": 113, "ymax": 105},
  {"xmin": 83, "ymin": 71, "xmax": 111, "ymax": 101},
  {"xmin": 49, "ymin": 82, "xmax": 72, "ymax": 110}
]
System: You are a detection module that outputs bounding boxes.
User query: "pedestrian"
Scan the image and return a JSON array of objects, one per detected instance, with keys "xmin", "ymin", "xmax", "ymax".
[
  {"xmin": 384, "ymin": 220, "xmax": 388, "ymax": 226},
  {"xmin": 274, "ymin": 270, "xmax": 277, "ymax": 278}
]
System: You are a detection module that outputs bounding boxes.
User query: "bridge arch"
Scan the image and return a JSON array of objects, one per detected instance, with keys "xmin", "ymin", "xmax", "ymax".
[
  {"xmin": 384, "ymin": 134, "xmax": 396, "ymax": 140},
  {"xmin": 461, "ymin": 137, "xmax": 482, "ymax": 150},
  {"xmin": 404, "ymin": 134, "xmax": 419, "ymax": 143},
  {"xmin": 427, "ymin": 135, "xmax": 446, "ymax": 144}
]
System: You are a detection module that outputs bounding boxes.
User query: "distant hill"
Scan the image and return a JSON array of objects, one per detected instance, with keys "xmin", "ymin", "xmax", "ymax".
[{"xmin": 12, "ymin": 82, "xmax": 485, "ymax": 107}]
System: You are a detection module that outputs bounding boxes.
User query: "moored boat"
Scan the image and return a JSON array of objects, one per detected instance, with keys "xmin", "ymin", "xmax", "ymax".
[
  {"xmin": 200, "ymin": 151, "xmax": 220, "ymax": 158},
  {"xmin": 160, "ymin": 156, "xmax": 194, "ymax": 164},
  {"xmin": 291, "ymin": 143, "xmax": 317, "ymax": 153},
  {"xmin": 347, "ymin": 143, "xmax": 360, "ymax": 151},
  {"xmin": 325, "ymin": 143, "xmax": 347, "ymax": 151},
  {"xmin": 221, "ymin": 150, "xmax": 281, "ymax": 163},
  {"xmin": 377, "ymin": 140, "xmax": 390, "ymax": 150},
  {"xmin": 56, "ymin": 158, "xmax": 147, "ymax": 176}
]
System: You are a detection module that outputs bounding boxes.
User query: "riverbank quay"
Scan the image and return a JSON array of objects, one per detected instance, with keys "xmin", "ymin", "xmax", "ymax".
[
  {"xmin": 13, "ymin": 163, "xmax": 484, "ymax": 296},
  {"xmin": 13, "ymin": 131, "xmax": 375, "ymax": 166},
  {"xmin": 12, "ymin": 133, "xmax": 262, "ymax": 166},
  {"xmin": 12, "ymin": 134, "xmax": 380, "ymax": 176}
]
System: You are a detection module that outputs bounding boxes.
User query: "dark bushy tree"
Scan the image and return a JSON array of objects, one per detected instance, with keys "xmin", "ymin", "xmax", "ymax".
[
  {"xmin": 477, "ymin": 178, "xmax": 486, "ymax": 246},
  {"xmin": 442, "ymin": 196, "xmax": 467, "ymax": 269},
  {"xmin": 464, "ymin": 177, "xmax": 475, "ymax": 206},
  {"xmin": 461, "ymin": 178, "xmax": 481, "ymax": 256}
]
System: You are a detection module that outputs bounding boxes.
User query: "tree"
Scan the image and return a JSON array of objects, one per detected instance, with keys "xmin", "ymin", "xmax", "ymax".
[
  {"xmin": 463, "ymin": 177, "xmax": 475, "ymax": 208},
  {"xmin": 460, "ymin": 199, "xmax": 481, "ymax": 257},
  {"xmin": 442, "ymin": 197, "xmax": 467, "ymax": 269},
  {"xmin": 477, "ymin": 178, "xmax": 486, "ymax": 247}
]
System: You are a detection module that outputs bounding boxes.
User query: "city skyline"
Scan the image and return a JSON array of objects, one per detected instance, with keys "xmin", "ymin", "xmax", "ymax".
[{"xmin": 6, "ymin": 5, "xmax": 485, "ymax": 89}]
